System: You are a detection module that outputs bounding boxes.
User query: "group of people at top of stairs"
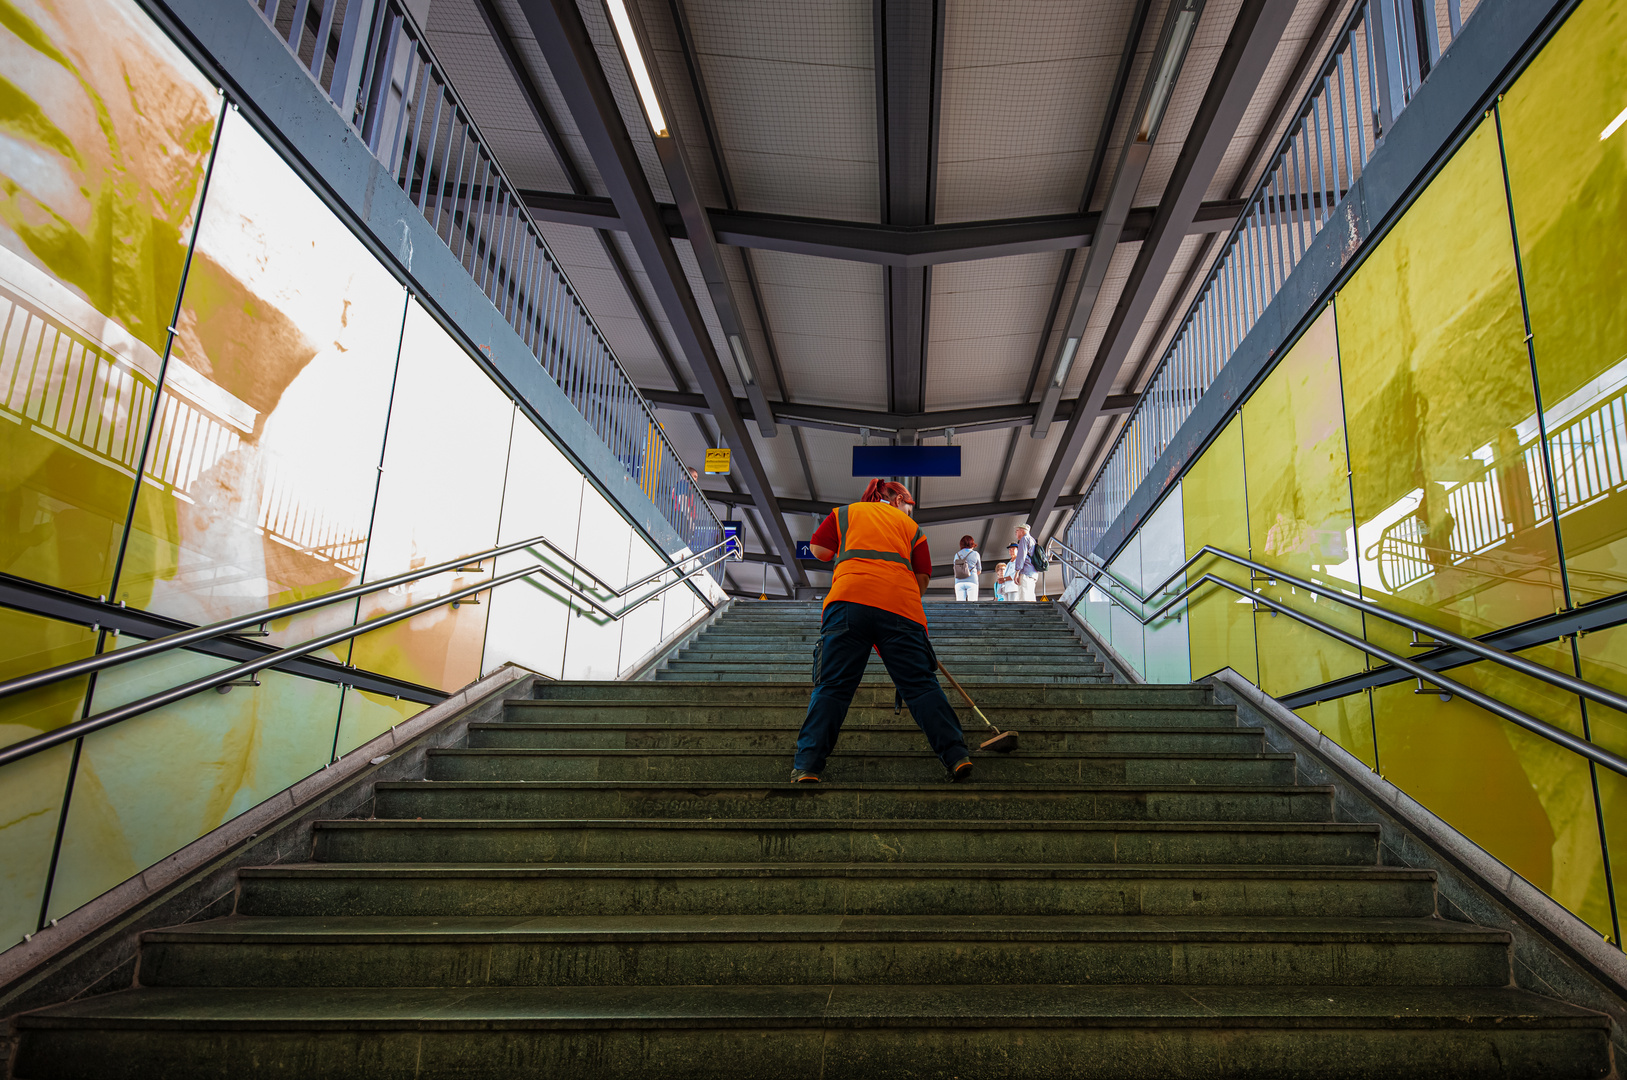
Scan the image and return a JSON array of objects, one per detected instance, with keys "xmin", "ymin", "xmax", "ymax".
[
  {"xmin": 950, "ymin": 523, "xmax": 1042, "ymax": 602},
  {"xmin": 793, "ymin": 478, "xmax": 1032, "ymax": 784}
]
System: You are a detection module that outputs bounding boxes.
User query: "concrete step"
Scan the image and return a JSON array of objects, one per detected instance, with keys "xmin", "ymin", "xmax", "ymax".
[
  {"xmin": 500, "ymin": 701, "xmax": 1240, "ymax": 728},
  {"xmin": 236, "ymin": 864, "xmax": 1434, "ymax": 920},
  {"xmin": 465, "ymin": 723, "xmax": 1265, "ymax": 754},
  {"xmin": 421, "ymin": 748, "xmax": 1296, "ymax": 785},
  {"xmin": 17, "ymin": 985, "xmax": 1607, "ymax": 1080},
  {"xmin": 137, "ymin": 915, "xmax": 1510, "ymax": 989},
  {"xmin": 531, "ymin": 682, "xmax": 1215, "ymax": 706},
  {"xmin": 308, "ymin": 819, "xmax": 1377, "ymax": 866},
  {"xmin": 372, "ymin": 781, "xmax": 1334, "ymax": 823},
  {"xmin": 655, "ymin": 670, "xmax": 1113, "ymax": 685},
  {"xmin": 658, "ymin": 659, "xmax": 1107, "ymax": 675}
]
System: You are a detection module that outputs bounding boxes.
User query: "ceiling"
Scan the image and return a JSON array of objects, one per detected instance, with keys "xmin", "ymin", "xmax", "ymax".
[{"xmin": 415, "ymin": 0, "xmax": 1350, "ymax": 596}]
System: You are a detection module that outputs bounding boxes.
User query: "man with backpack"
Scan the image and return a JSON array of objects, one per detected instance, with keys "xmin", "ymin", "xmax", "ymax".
[
  {"xmin": 952, "ymin": 535, "xmax": 982, "ymax": 601},
  {"xmin": 1010, "ymin": 523, "xmax": 1046, "ymax": 601}
]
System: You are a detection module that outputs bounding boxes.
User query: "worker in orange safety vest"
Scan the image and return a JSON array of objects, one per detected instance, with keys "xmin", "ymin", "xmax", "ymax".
[{"xmin": 791, "ymin": 479, "xmax": 971, "ymax": 782}]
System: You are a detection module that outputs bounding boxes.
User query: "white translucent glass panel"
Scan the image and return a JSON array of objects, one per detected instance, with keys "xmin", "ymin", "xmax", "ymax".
[
  {"xmin": 481, "ymin": 419, "xmax": 587, "ymax": 681},
  {"xmin": 349, "ymin": 300, "xmax": 511, "ymax": 691},
  {"xmin": 618, "ymin": 539, "xmax": 669, "ymax": 677},
  {"xmin": 562, "ymin": 484, "xmax": 632, "ymax": 680},
  {"xmin": 1107, "ymin": 535, "xmax": 1146, "ymax": 677},
  {"xmin": 1140, "ymin": 488, "xmax": 1191, "ymax": 684},
  {"xmin": 121, "ymin": 110, "xmax": 404, "ymax": 655}
]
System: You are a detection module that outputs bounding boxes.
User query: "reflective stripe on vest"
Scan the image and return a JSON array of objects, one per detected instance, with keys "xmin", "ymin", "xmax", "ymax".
[{"xmin": 833, "ymin": 505, "xmax": 922, "ymax": 568}]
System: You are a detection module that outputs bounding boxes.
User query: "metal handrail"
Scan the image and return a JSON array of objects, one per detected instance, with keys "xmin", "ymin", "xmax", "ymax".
[
  {"xmin": 0, "ymin": 533, "xmax": 735, "ymax": 702},
  {"xmin": 0, "ymin": 544, "xmax": 738, "ymax": 769},
  {"xmin": 1047, "ymin": 539, "xmax": 1627, "ymax": 778}
]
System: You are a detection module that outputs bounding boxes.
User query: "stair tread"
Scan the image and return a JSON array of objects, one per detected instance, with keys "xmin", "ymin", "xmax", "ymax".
[
  {"xmin": 374, "ymin": 780, "xmax": 1327, "ymax": 793},
  {"xmin": 148, "ymin": 914, "xmax": 1502, "ymax": 944},
  {"xmin": 20, "ymin": 985, "xmax": 1599, "ymax": 1030},
  {"xmin": 313, "ymin": 819, "xmax": 1374, "ymax": 833},
  {"xmin": 427, "ymin": 749, "xmax": 1292, "ymax": 761},
  {"xmin": 243, "ymin": 862, "xmax": 1422, "ymax": 878}
]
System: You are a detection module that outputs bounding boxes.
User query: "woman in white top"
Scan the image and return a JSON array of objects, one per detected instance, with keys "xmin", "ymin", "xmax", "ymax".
[{"xmin": 952, "ymin": 535, "xmax": 982, "ymax": 601}]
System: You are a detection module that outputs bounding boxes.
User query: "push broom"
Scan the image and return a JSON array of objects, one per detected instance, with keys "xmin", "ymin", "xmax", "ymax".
[{"xmin": 937, "ymin": 660, "xmax": 1018, "ymax": 753}]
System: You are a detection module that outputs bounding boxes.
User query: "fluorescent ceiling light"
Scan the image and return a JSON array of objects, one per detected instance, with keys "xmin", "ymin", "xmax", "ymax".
[
  {"xmin": 1138, "ymin": 0, "xmax": 1203, "ymax": 142},
  {"xmin": 1602, "ymin": 103, "xmax": 1627, "ymax": 142},
  {"xmin": 604, "ymin": 0, "xmax": 668, "ymax": 137},
  {"xmin": 1053, "ymin": 337, "xmax": 1080, "ymax": 388},
  {"xmin": 728, "ymin": 334, "xmax": 755, "ymax": 386}
]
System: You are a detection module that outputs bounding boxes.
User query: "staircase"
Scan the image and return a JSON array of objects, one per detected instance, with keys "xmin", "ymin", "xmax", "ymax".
[
  {"xmin": 656, "ymin": 599, "xmax": 1113, "ymax": 683},
  {"xmin": 11, "ymin": 601, "xmax": 1611, "ymax": 1077}
]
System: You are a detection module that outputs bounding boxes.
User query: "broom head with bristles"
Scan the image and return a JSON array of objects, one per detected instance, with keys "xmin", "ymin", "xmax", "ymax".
[{"xmin": 979, "ymin": 729, "xmax": 1019, "ymax": 753}]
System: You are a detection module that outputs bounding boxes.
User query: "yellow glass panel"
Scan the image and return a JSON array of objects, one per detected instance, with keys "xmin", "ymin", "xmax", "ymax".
[
  {"xmin": 117, "ymin": 110, "xmax": 404, "ymax": 657},
  {"xmin": 48, "ymin": 646, "xmax": 341, "ymax": 921},
  {"xmin": 0, "ymin": 608, "xmax": 94, "ymax": 752},
  {"xmin": 347, "ymin": 301, "xmax": 511, "ymax": 691},
  {"xmin": 1579, "ymin": 623, "xmax": 1627, "ymax": 942},
  {"xmin": 1294, "ymin": 693, "xmax": 1376, "ymax": 769},
  {"xmin": 1373, "ymin": 641, "xmax": 1610, "ymax": 934},
  {"xmin": 0, "ymin": 744, "xmax": 73, "ymax": 950},
  {"xmin": 1242, "ymin": 307, "xmax": 1367, "ymax": 696},
  {"xmin": 334, "ymin": 689, "xmax": 427, "ymax": 759},
  {"xmin": 0, "ymin": 0, "xmax": 219, "ymax": 596},
  {"xmin": 1182, "ymin": 416, "xmax": 1257, "ymax": 682},
  {"xmin": 1337, "ymin": 120, "xmax": 1564, "ymax": 651},
  {"xmin": 1498, "ymin": 0, "xmax": 1627, "ymax": 605}
]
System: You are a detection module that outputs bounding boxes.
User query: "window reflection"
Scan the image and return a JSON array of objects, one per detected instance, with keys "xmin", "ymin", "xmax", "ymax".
[
  {"xmin": 0, "ymin": 0, "xmax": 219, "ymax": 596},
  {"xmin": 118, "ymin": 110, "xmax": 406, "ymax": 649}
]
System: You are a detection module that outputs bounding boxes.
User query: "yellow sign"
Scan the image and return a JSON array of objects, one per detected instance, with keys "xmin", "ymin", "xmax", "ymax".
[{"xmin": 704, "ymin": 448, "xmax": 731, "ymax": 474}]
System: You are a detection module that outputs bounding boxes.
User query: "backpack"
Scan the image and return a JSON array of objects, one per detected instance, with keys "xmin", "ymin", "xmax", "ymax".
[
  {"xmin": 1028, "ymin": 543, "xmax": 1047, "ymax": 573},
  {"xmin": 953, "ymin": 551, "xmax": 973, "ymax": 580}
]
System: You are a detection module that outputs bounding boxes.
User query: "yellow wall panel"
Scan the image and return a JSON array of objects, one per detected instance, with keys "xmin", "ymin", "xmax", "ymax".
[
  {"xmin": 1579, "ymin": 623, "xmax": 1627, "ymax": 941},
  {"xmin": 1374, "ymin": 643, "xmax": 1611, "ymax": 935},
  {"xmin": 47, "ymin": 649, "xmax": 341, "ymax": 921},
  {"xmin": 334, "ymin": 689, "xmax": 428, "ymax": 759},
  {"xmin": 1242, "ymin": 307, "xmax": 1367, "ymax": 696},
  {"xmin": 0, "ymin": 745, "xmax": 73, "ymax": 951},
  {"xmin": 1295, "ymin": 693, "xmax": 1376, "ymax": 770},
  {"xmin": 1336, "ymin": 120, "xmax": 1565, "ymax": 649},
  {"xmin": 1498, "ymin": 0, "xmax": 1627, "ymax": 606},
  {"xmin": 1182, "ymin": 416, "xmax": 1257, "ymax": 682},
  {"xmin": 0, "ymin": 608, "xmax": 94, "ymax": 752}
]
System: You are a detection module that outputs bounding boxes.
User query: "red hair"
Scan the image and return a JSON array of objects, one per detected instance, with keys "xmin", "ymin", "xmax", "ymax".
[{"xmin": 860, "ymin": 478, "xmax": 915, "ymax": 505}]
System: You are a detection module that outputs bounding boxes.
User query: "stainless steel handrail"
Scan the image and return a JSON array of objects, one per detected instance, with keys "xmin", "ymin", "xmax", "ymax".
[
  {"xmin": 0, "ymin": 534, "xmax": 734, "ymax": 702},
  {"xmin": 1047, "ymin": 540, "xmax": 1627, "ymax": 779},
  {"xmin": 0, "ymin": 544, "xmax": 737, "ymax": 769}
]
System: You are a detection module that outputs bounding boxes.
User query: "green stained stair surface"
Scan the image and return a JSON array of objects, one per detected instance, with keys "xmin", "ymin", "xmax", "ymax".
[{"xmin": 10, "ymin": 601, "xmax": 1613, "ymax": 1077}]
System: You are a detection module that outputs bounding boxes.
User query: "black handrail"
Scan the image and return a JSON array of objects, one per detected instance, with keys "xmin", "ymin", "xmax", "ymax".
[
  {"xmin": 0, "ymin": 544, "xmax": 737, "ymax": 769},
  {"xmin": 0, "ymin": 533, "xmax": 734, "ymax": 702},
  {"xmin": 1046, "ymin": 540, "xmax": 1627, "ymax": 780}
]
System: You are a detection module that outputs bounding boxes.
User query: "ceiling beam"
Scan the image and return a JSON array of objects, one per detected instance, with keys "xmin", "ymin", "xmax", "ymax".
[
  {"xmin": 1028, "ymin": 0, "xmax": 1297, "ymax": 536},
  {"xmin": 641, "ymin": 387, "xmax": 1138, "ymax": 432},
  {"xmin": 1029, "ymin": 0, "xmax": 1206, "ymax": 440},
  {"xmin": 701, "ymin": 490, "xmax": 1080, "ymax": 526},
  {"xmin": 516, "ymin": 190, "xmax": 1245, "ymax": 266},
  {"xmin": 516, "ymin": 0, "xmax": 805, "ymax": 585},
  {"xmin": 875, "ymin": 0, "xmax": 944, "ymax": 416},
  {"xmin": 619, "ymin": 0, "xmax": 778, "ymax": 438}
]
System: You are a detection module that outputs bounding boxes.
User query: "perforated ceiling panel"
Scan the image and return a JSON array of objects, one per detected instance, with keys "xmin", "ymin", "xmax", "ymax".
[
  {"xmin": 748, "ymin": 251, "xmax": 887, "ymax": 410},
  {"xmin": 925, "ymin": 252, "xmax": 1066, "ymax": 410},
  {"xmin": 936, "ymin": 0, "xmax": 1139, "ymax": 224},
  {"xmin": 679, "ymin": 0, "xmax": 880, "ymax": 221}
]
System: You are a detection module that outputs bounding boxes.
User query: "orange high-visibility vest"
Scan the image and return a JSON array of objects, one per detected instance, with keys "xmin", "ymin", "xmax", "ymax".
[{"xmin": 824, "ymin": 501, "xmax": 927, "ymax": 627}]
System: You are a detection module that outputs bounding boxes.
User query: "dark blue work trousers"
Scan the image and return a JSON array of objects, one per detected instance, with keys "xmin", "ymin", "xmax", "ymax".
[{"xmin": 795, "ymin": 600, "xmax": 969, "ymax": 773}]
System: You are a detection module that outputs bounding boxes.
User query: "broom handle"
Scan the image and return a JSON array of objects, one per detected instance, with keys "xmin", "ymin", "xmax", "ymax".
[{"xmin": 936, "ymin": 660, "xmax": 1001, "ymax": 734}]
